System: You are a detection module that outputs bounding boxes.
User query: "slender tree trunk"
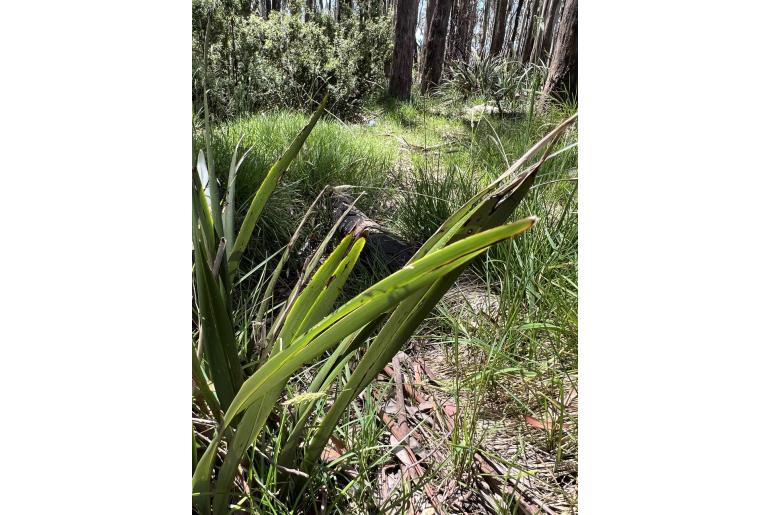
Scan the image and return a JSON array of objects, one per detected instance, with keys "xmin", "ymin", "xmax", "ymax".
[
  {"xmin": 463, "ymin": 0, "xmax": 477, "ymax": 60},
  {"xmin": 447, "ymin": 0, "xmax": 458, "ymax": 59},
  {"xmin": 519, "ymin": 0, "xmax": 539, "ymax": 62},
  {"xmin": 480, "ymin": 0, "xmax": 491, "ymax": 55},
  {"xmin": 507, "ymin": 0, "xmax": 524, "ymax": 57},
  {"xmin": 514, "ymin": 0, "xmax": 529, "ymax": 59},
  {"xmin": 537, "ymin": 0, "xmax": 560, "ymax": 64},
  {"xmin": 528, "ymin": 0, "xmax": 549, "ymax": 64},
  {"xmin": 546, "ymin": 0, "xmax": 564, "ymax": 59},
  {"xmin": 425, "ymin": 0, "xmax": 437, "ymax": 41},
  {"xmin": 421, "ymin": 0, "xmax": 437, "ymax": 72},
  {"xmin": 420, "ymin": 0, "xmax": 452, "ymax": 92},
  {"xmin": 489, "ymin": 0, "xmax": 509, "ymax": 56},
  {"xmin": 305, "ymin": 0, "xmax": 314, "ymax": 20},
  {"xmin": 540, "ymin": 0, "xmax": 576, "ymax": 103},
  {"xmin": 448, "ymin": 0, "xmax": 476, "ymax": 63},
  {"xmin": 230, "ymin": 18, "xmax": 237, "ymax": 81},
  {"xmin": 389, "ymin": 0, "xmax": 420, "ymax": 99}
]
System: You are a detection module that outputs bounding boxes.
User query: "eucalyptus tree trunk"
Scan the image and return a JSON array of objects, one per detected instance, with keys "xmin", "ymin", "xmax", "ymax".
[
  {"xmin": 540, "ymin": 0, "xmax": 576, "ymax": 103},
  {"xmin": 448, "ymin": 0, "xmax": 476, "ymax": 63},
  {"xmin": 421, "ymin": 0, "xmax": 437, "ymax": 73},
  {"xmin": 461, "ymin": 0, "xmax": 477, "ymax": 61},
  {"xmin": 424, "ymin": 0, "xmax": 437, "ymax": 41},
  {"xmin": 537, "ymin": 0, "xmax": 561, "ymax": 63},
  {"xmin": 447, "ymin": 0, "xmax": 458, "ymax": 58},
  {"xmin": 420, "ymin": 0, "xmax": 452, "ymax": 91},
  {"xmin": 489, "ymin": 0, "xmax": 509, "ymax": 56},
  {"xmin": 508, "ymin": 0, "xmax": 525, "ymax": 57},
  {"xmin": 519, "ymin": 0, "xmax": 539, "ymax": 62},
  {"xmin": 546, "ymin": 0, "xmax": 564, "ymax": 59},
  {"xmin": 480, "ymin": 0, "xmax": 491, "ymax": 55},
  {"xmin": 528, "ymin": 0, "xmax": 549, "ymax": 64},
  {"xmin": 389, "ymin": 0, "xmax": 420, "ymax": 99}
]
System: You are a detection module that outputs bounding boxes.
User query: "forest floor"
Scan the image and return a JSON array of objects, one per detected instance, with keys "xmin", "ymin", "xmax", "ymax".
[{"xmin": 201, "ymin": 95, "xmax": 578, "ymax": 514}]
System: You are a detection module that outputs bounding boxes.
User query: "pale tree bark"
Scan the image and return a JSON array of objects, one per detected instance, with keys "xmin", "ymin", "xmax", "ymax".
[
  {"xmin": 540, "ymin": 0, "xmax": 576, "ymax": 104},
  {"xmin": 489, "ymin": 0, "xmax": 510, "ymax": 56},
  {"xmin": 420, "ymin": 0, "xmax": 452, "ymax": 91},
  {"xmin": 515, "ymin": 0, "xmax": 532, "ymax": 60},
  {"xmin": 480, "ymin": 0, "xmax": 491, "ymax": 55},
  {"xmin": 389, "ymin": 0, "xmax": 420, "ymax": 99}
]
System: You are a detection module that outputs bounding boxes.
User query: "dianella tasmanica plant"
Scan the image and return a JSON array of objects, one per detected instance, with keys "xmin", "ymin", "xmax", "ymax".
[{"xmin": 192, "ymin": 90, "xmax": 577, "ymax": 513}]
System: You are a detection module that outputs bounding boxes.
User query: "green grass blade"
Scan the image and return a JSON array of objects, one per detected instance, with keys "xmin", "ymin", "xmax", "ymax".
[
  {"xmin": 296, "ymin": 237, "xmax": 366, "ymax": 336},
  {"xmin": 211, "ymin": 396, "xmax": 273, "ymax": 514},
  {"xmin": 264, "ymin": 191, "xmax": 364, "ymax": 351},
  {"xmin": 227, "ymin": 93, "xmax": 329, "ymax": 279}
]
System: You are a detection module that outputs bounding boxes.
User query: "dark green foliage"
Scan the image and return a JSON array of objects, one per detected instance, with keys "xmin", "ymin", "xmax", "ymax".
[
  {"xmin": 193, "ymin": 2, "xmax": 393, "ymax": 120},
  {"xmin": 445, "ymin": 52, "xmax": 548, "ymax": 114}
]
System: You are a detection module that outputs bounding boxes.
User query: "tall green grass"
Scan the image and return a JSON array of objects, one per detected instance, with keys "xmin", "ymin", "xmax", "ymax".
[{"xmin": 193, "ymin": 112, "xmax": 399, "ymax": 272}]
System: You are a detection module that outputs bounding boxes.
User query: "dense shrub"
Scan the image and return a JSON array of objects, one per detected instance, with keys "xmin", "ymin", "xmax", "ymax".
[{"xmin": 193, "ymin": 2, "xmax": 393, "ymax": 120}]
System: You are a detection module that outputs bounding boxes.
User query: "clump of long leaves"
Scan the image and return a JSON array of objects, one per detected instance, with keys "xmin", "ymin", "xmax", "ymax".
[
  {"xmin": 446, "ymin": 52, "xmax": 548, "ymax": 115},
  {"xmin": 192, "ymin": 88, "xmax": 577, "ymax": 512}
]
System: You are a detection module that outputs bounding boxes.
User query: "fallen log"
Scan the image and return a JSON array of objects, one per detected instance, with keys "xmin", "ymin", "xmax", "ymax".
[{"xmin": 332, "ymin": 189, "xmax": 415, "ymax": 272}]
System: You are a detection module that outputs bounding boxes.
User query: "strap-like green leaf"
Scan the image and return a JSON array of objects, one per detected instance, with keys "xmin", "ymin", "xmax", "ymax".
[
  {"xmin": 202, "ymin": 234, "xmax": 366, "ymax": 514},
  {"xmin": 223, "ymin": 134, "xmax": 253, "ymax": 254},
  {"xmin": 299, "ymin": 218, "xmax": 536, "ymax": 472},
  {"xmin": 278, "ymin": 234, "xmax": 361, "ymax": 346},
  {"xmin": 222, "ymin": 221, "xmax": 535, "ymax": 429},
  {"xmin": 227, "ymin": 94, "xmax": 329, "ymax": 279},
  {"xmin": 193, "ymin": 226, "xmax": 243, "ymax": 411}
]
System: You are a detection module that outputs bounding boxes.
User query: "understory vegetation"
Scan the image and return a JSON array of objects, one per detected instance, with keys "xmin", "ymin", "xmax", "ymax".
[{"xmin": 193, "ymin": 0, "xmax": 578, "ymax": 513}]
